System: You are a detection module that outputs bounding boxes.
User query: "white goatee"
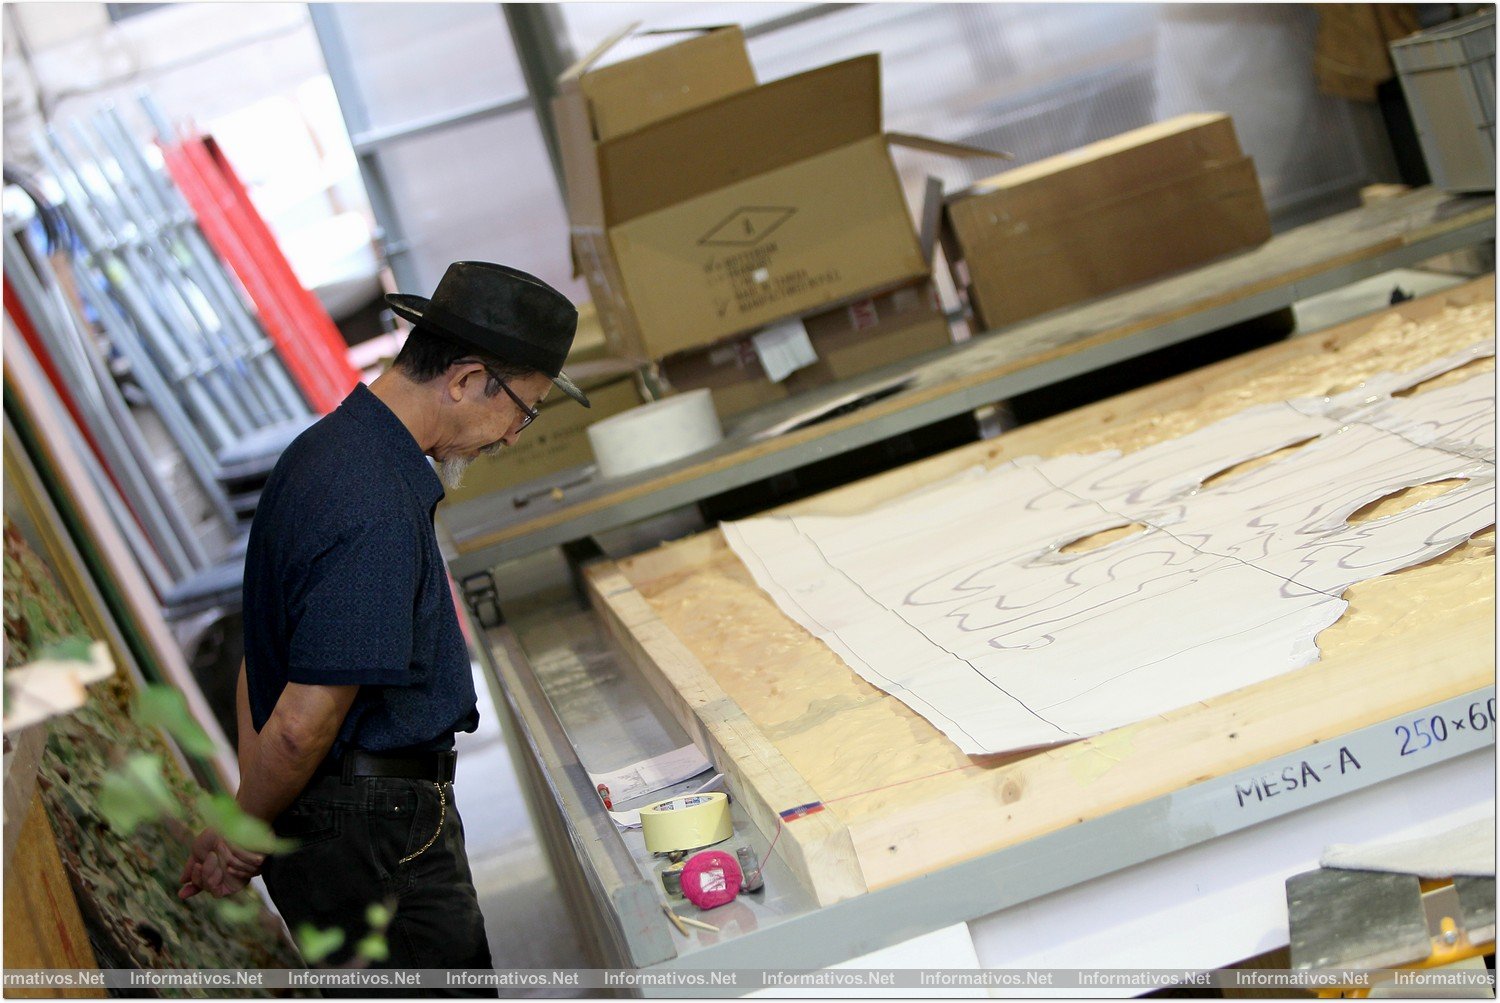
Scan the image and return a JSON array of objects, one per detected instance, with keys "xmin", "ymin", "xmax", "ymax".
[
  {"xmin": 438, "ymin": 441, "xmax": 505, "ymax": 491},
  {"xmin": 439, "ymin": 457, "xmax": 472, "ymax": 491}
]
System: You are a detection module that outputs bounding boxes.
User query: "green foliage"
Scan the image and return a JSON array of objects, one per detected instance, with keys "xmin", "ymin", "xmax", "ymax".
[
  {"xmin": 5, "ymin": 519, "xmax": 300, "ymax": 979},
  {"xmin": 295, "ymin": 923, "xmax": 345, "ymax": 964},
  {"xmin": 97, "ymin": 753, "xmax": 184, "ymax": 834},
  {"xmin": 364, "ymin": 903, "xmax": 392, "ymax": 930},
  {"xmin": 135, "ymin": 685, "xmax": 218, "ymax": 758},
  {"xmin": 36, "ymin": 636, "xmax": 93, "ymax": 662},
  {"xmin": 196, "ymin": 794, "xmax": 295, "ymax": 855},
  {"xmin": 355, "ymin": 934, "xmax": 390, "ymax": 963},
  {"xmin": 215, "ymin": 898, "xmax": 263, "ymax": 925},
  {"xmin": 2, "ymin": 523, "xmax": 87, "ymax": 669}
]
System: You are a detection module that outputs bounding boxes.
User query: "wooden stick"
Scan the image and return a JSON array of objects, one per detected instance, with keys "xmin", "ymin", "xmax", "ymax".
[
  {"xmin": 661, "ymin": 904, "xmax": 689, "ymax": 937},
  {"xmin": 677, "ymin": 914, "xmax": 720, "ymax": 933}
]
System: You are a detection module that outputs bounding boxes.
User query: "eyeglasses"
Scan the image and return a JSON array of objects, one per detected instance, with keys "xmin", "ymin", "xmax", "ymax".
[
  {"xmin": 492, "ymin": 374, "xmax": 540, "ymax": 432},
  {"xmin": 457, "ymin": 358, "xmax": 542, "ymax": 432}
]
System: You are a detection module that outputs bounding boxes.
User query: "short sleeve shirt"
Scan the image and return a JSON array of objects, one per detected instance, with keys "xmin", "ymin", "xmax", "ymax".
[{"xmin": 243, "ymin": 383, "xmax": 478, "ymax": 757}]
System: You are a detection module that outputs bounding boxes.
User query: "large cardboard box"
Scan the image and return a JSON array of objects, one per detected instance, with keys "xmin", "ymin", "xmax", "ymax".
[
  {"xmin": 659, "ymin": 279, "xmax": 953, "ymax": 420},
  {"xmin": 440, "ymin": 361, "xmax": 642, "ymax": 505},
  {"xmin": 941, "ymin": 113, "xmax": 1271, "ymax": 332},
  {"xmin": 556, "ymin": 28, "xmax": 991, "ymax": 361}
]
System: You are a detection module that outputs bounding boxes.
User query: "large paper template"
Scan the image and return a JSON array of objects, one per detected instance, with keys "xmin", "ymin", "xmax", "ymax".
[{"xmin": 724, "ymin": 344, "xmax": 1496, "ymax": 755}]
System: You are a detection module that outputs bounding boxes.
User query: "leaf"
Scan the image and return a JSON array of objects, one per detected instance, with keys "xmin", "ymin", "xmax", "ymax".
[
  {"xmin": 355, "ymin": 934, "xmax": 389, "ymax": 963},
  {"xmin": 134, "ymin": 685, "xmax": 217, "ymax": 757},
  {"xmin": 97, "ymin": 775, "xmax": 160, "ymax": 834},
  {"xmin": 364, "ymin": 903, "xmax": 392, "ymax": 930},
  {"xmin": 97, "ymin": 754, "xmax": 183, "ymax": 834},
  {"xmin": 215, "ymin": 898, "xmax": 262, "ymax": 924},
  {"xmin": 36, "ymin": 636, "xmax": 93, "ymax": 662},
  {"xmin": 195, "ymin": 794, "xmax": 294, "ymax": 854},
  {"xmin": 296, "ymin": 923, "xmax": 345, "ymax": 964}
]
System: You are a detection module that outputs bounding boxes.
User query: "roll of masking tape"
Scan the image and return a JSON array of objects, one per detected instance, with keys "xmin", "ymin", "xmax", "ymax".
[
  {"xmin": 587, "ymin": 390, "xmax": 723, "ymax": 480},
  {"xmin": 639, "ymin": 792, "xmax": 733, "ymax": 854}
]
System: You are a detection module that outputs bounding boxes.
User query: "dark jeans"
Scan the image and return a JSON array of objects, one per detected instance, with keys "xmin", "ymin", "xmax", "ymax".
[{"xmin": 262, "ymin": 774, "xmax": 498, "ymax": 998}]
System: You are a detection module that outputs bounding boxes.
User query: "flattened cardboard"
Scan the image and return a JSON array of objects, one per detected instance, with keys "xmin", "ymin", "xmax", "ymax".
[
  {"xmin": 943, "ymin": 114, "xmax": 1270, "ymax": 331},
  {"xmin": 554, "ymin": 93, "xmax": 607, "ymax": 227},
  {"xmin": 661, "ymin": 279, "xmax": 951, "ymax": 419},
  {"xmin": 958, "ymin": 157, "xmax": 1271, "ymax": 330},
  {"xmin": 572, "ymin": 230, "xmax": 647, "ymax": 359},
  {"xmin": 951, "ymin": 113, "xmax": 1242, "ymax": 218},
  {"xmin": 660, "ymin": 338, "xmax": 790, "ymax": 418}
]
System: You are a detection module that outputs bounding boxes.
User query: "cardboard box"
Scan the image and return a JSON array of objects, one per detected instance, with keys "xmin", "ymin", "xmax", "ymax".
[
  {"xmin": 440, "ymin": 363, "xmax": 641, "ymax": 504},
  {"xmin": 571, "ymin": 26, "xmax": 756, "ymax": 143},
  {"xmin": 785, "ymin": 281, "xmax": 951, "ymax": 391},
  {"xmin": 555, "ymin": 27, "xmax": 994, "ymax": 361},
  {"xmin": 660, "ymin": 279, "xmax": 953, "ymax": 419},
  {"xmin": 566, "ymin": 301, "xmax": 611, "ymax": 366},
  {"xmin": 657, "ymin": 338, "xmax": 789, "ymax": 419},
  {"xmin": 941, "ymin": 113, "xmax": 1271, "ymax": 331}
]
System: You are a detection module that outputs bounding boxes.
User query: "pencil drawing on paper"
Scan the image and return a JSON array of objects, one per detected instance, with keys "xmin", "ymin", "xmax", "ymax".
[{"xmin": 723, "ymin": 342, "xmax": 1497, "ymax": 756}]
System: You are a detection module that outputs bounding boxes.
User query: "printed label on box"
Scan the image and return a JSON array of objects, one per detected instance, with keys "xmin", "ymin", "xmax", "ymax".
[
  {"xmin": 698, "ymin": 240, "xmax": 847, "ymax": 320},
  {"xmin": 752, "ymin": 320, "xmax": 817, "ymax": 382},
  {"xmin": 847, "ymin": 298, "xmax": 880, "ymax": 331}
]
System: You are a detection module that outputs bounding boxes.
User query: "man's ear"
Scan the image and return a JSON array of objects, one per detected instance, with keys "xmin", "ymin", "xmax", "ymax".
[{"xmin": 446, "ymin": 362, "xmax": 484, "ymax": 403}]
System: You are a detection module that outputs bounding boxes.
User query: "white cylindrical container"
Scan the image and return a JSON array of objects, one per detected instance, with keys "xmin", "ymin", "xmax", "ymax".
[{"xmin": 587, "ymin": 389, "xmax": 723, "ymax": 479}]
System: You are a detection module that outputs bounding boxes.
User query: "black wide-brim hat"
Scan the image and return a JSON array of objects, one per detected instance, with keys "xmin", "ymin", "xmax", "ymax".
[{"xmin": 386, "ymin": 261, "xmax": 589, "ymax": 407}]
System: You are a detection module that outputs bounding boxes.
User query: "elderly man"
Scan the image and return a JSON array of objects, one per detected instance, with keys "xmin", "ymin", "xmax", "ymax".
[{"xmin": 179, "ymin": 262, "xmax": 588, "ymax": 981}]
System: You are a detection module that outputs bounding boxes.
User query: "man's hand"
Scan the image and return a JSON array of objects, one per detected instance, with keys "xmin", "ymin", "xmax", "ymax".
[
  {"xmin": 180, "ymin": 677, "xmax": 355, "ymax": 902},
  {"xmin": 178, "ymin": 828, "xmax": 266, "ymax": 900}
]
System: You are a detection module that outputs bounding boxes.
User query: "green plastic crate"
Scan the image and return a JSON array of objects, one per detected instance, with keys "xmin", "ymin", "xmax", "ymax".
[{"xmin": 1391, "ymin": 11, "xmax": 1496, "ymax": 192}]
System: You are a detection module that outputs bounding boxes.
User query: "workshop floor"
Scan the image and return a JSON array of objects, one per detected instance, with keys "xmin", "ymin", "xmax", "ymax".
[{"xmin": 446, "ymin": 264, "xmax": 1485, "ymax": 983}]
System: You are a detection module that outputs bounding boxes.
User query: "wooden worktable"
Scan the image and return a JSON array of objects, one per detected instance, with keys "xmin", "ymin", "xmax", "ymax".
[
  {"xmin": 586, "ymin": 278, "xmax": 1496, "ymax": 906},
  {"xmin": 445, "ymin": 187, "xmax": 1494, "ymax": 579}
]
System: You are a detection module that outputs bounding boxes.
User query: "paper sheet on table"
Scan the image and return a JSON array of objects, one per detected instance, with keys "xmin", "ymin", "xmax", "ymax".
[
  {"xmin": 585, "ymin": 745, "xmax": 713, "ymax": 828},
  {"xmin": 752, "ymin": 320, "xmax": 817, "ymax": 383},
  {"xmin": 586, "ymin": 744, "xmax": 711, "ymax": 804},
  {"xmin": 723, "ymin": 339, "xmax": 1497, "ymax": 756}
]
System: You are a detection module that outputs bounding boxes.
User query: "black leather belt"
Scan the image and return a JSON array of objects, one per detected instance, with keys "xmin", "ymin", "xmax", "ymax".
[{"xmin": 315, "ymin": 749, "xmax": 457, "ymax": 784}]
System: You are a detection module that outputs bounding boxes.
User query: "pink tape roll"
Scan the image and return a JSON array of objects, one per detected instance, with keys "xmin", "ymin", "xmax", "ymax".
[{"xmin": 680, "ymin": 849, "xmax": 742, "ymax": 910}]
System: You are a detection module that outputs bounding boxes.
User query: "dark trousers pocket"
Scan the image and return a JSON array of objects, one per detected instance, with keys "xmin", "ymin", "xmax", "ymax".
[{"xmin": 272, "ymin": 802, "xmax": 342, "ymax": 849}]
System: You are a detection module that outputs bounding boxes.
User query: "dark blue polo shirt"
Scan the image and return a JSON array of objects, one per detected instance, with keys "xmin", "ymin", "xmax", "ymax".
[{"xmin": 243, "ymin": 383, "xmax": 478, "ymax": 758}]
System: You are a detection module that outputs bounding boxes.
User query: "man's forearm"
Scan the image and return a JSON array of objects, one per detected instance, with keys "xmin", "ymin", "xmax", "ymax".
[
  {"xmin": 235, "ymin": 716, "xmax": 333, "ymax": 824},
  {"xmin": 233, "ymin": 682, "xmax": 357, "ymax": 825},
  {"xmin": 234, "ymin": 661, "xmax": 258, "ymax": 776}
]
